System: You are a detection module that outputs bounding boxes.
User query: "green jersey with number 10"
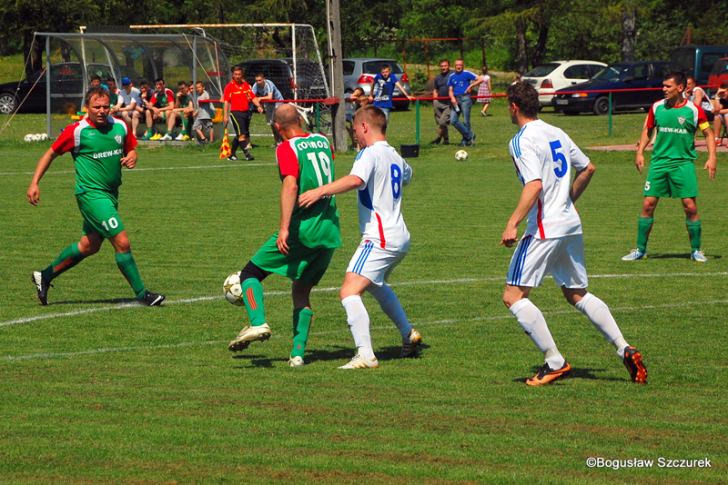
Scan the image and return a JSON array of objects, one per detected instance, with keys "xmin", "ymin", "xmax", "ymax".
[{"xmin": 276, "ymin": 133, "xmax": 341, "ymax": 249}]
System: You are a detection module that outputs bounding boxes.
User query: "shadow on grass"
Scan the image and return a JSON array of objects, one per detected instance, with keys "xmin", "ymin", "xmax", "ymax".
[
  {"xmin": 648, "ymin": 252, "xmax": 721, "ymax": 260},
  {"xmin": 231, "ymin": 343, "xmax": 429, "ymax": 368},
  {"xmin": 511, "ymin": 366, "xmax": 625, "ymax": 384},
  {"xmin": 46, "ymin": 297, "xmax": 139, "ymax": 305}
]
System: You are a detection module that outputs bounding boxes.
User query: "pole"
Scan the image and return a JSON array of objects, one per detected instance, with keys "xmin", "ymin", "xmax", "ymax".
[
  {"xmin": 608, "ymin": 91, "xmax": 613, "ymax": 136},
  {"xmin": 415, "ymin": 99, "xmax": 420, "ymax": 145},
  {"xmin": 45, "ymin": 36, "xmax": 51, "ymax": 137},
  {"xmin": 328, "ymin": 0, "xmax": 347, "ymax": 152}
]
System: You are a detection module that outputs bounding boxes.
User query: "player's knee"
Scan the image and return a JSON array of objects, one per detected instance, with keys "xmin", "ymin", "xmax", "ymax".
[
  {"xmin": 78, "ymin": 239, "xmax": 101, "ymax": 255},
  {"xmin": 240, "ymin": 261, "xmax": 269, "ymax": 283}
]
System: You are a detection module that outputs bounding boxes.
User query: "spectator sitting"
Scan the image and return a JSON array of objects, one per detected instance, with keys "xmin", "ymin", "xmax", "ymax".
[
  {"xmin": 251, "ymin": 72, "xmax": 284, "ymax": 145},
  {"xmin": 192, "ymin": 81, "xmax": 215, "ymax": 144},
  {"xmin": 686, "ymin": 76, "xmax": 714, "ymax": 122},
  {"xmin": 713, "ymin": 83, "xmax": 728, "ymax": 146},
  {"xmin": 116, "ymin": 77, "xmax": 143, "ymax": 136},
  {"xmin": 142, "ymin": 78, "xmax": 176, "ymax": 141},
  {"xmin": 173, "ymin": 81, "xmax": 195, "ymax": 141},
  {"xmin": 106, "ymin": 77, "xmax": 120, "ymax": 113}
]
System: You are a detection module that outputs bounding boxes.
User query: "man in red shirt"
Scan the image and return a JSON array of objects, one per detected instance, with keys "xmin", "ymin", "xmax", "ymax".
[{"xmin": 223, "ymin": 65, "xmax": 263, "ymax": 160}]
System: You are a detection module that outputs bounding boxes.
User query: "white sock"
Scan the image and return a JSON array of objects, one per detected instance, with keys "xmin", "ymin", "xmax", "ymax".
[
  {"xmin": 575, "ymin": 293, "xmax": 629, "ymax": 357},
  {"xmin": 509, "ymin": 298, "xmax": 564, "ymax": 369},
  {"xmin": 367, "ymin": 284, "xmax": 412, "ymax": 339},
  {"xmin": 341, "ymin": 295, "xmax": 375, "ymax": 359}
]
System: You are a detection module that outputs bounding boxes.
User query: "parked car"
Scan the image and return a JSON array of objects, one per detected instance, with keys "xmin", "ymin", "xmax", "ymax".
[
  {"xmin": 671, "ymin": 45, "xmax": 728, "ymax": 86},
  {"xmin": 522, "ymin": 60, "xmax": 606, "ymax": 106},
  {"xmin": 0, "ymin": 62, "xmax": 114, "ymax": 114},
  {"xmin": 343, "ymin": 58, "xmax": 411, "ymax": 110},
  {"xmin": 238, "ymin": 58, "xmax": 328, "ymax": 102},
  {"xmin": 707, "ymin": 57, "xmax": 728, "ymax": 90},
  {"xmin": 553, "ymin": 61, "xmax": 670, "ymax": 115}
]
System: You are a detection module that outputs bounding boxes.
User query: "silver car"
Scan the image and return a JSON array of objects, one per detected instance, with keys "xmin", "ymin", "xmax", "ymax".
[{"xmin": 343, "ymin": 58, "xmax": 411, "ymax": 110}]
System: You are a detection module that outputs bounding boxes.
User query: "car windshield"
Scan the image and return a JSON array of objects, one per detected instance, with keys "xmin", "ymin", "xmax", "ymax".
[
  {"xmin": 524, "ymin": 63, "xmax": 559, "ymax": 77},
  {"xmin": 362, "ymin": 61, "xmax": 403, "ymax": 74},
  {"xmin": 592, "ymin": 65, "xmax": 628, "ymax": 82},
  {"xmin": 710, "ymin": 59, "xmax": 728, "ymax": 75}
]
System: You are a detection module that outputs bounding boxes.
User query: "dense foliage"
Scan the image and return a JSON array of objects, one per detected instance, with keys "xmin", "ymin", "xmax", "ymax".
[{"xmin": 2, "ymin": 0, "xmax": 727, "ymax": 74}]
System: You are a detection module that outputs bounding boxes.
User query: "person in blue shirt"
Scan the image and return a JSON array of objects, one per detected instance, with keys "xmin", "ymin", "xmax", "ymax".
[
  {"xmin": 368, "ymin": 65, "xmax": 413, "ymax": 119},
  {"xmin": 252, "ymin": 72, "xmax": 285, "ymax": 144},
  {"xmin": 448, "ymin": 59, "xmax": 483, "ymax": 146}
]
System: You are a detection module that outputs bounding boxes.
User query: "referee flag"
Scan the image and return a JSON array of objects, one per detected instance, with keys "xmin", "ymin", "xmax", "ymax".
[{"xmin": 219, "ymin": 129, "xmax": 231, "ymax": 159}]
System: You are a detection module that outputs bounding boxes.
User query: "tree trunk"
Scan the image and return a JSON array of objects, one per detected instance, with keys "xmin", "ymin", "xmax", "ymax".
[
  {"xmin": 621, "ymin": 6, "xmax": 636, "ymax": 62},
  {"xmin": 515, "ymin": 17, "xmax": 528, "ymax": 74},
  {"xmin": 532, "ymin": 19, "xmax": 549, "ymax": 67}
]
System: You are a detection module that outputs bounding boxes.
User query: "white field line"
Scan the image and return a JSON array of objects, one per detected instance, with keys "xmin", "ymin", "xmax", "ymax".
[
  {"xmin": 2, "ymin": 272, "xmax": 727, "ymax": 329},
  {"xmin": 4, "ymin": 297, "xmax": 728, "ymax": 362},
  {"xmin": 0, "ymin": 162, "xmax": 274, "ymax": 177}
]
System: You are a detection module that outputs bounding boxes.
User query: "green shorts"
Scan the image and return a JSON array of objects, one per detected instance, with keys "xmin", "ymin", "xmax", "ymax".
[
  {"xmin": 251, "ymin": 233, "xmax": 335, "ymax": 285},
  {"xmin": 643, "ymin": 162, "xmax": 698, "ymax": 199},
  {"xmin": 76, "ymin": 190, "xmax": 125, "ymax": 238}
]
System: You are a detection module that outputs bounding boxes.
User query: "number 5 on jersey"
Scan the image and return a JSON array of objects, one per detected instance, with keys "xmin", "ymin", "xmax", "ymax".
[{"xmin": 549, "ymin": 140, "xmax": 568, "ymax": 178}]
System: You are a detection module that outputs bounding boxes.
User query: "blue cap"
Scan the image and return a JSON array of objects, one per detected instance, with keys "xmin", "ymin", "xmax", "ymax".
[{"xmin": 121, "ymin": 76, "xmax": 131, "ymax": 86}]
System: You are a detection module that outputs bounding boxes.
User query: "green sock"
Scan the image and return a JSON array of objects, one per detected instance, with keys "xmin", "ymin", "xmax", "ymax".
[
  {"xmin": 291, "ymin": 307, "xmax": 314, "ymax": 358},
  {"xmin": 636, "ymin": 216, "xmax": 654, "ymax": 253},
  {"xmin": 182, "ymin": 117, "xmax": 190, "ymax": 135},
  {"xmin": 41, "ymin": 243, "xmax": 86, "ymax": 282},
  {"xmin": 242, "ymin": 278, "xmax": 266, "ymax": 326},
  {"xmin": 686, "ymin": 219, "xmax": 702, "ymax": 251},
  {"xmin": 115, "ymin": 251, "xmax": 146, "ymax": 299}
]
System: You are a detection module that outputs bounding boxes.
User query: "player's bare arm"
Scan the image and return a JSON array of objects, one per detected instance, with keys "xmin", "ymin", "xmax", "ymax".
[
  {"xmin": 121, "ymin": 149, "xmax": 138, "ymax": 169},
  {"xmin": 396, "ymin": 82, "xmax": 414, "ymax": 100},
  {"xmin": 570, "ymin": 163, "xmax": 596, "ymax": 203},
  {"xmin": 500, "ymin": 180, "xmax": 542, "ymax": 247},
  {"xmin": 277, "ymin": 175, "xmax": 298, "ymax": 255},
  {"xmin": 298, "ymin": 175, "xmax": 364, "ymax": 208},
  {"xmin": 252, "ymin": 97, "xmax": 264, "ymax": 113},
  {"xmin": 701, "ymin": 125, "xmax": 717, "ymax": 179},
  {"xmin": 635, "ymin": 125, "xmax": 653, "ymax": 173},
  {"xmin": 26, "ymin": 148, "xmax": 60, "ymax": 205},
  {"xmin": 223, "ymin": 100, "xmax": 230, "ymax": 125}
]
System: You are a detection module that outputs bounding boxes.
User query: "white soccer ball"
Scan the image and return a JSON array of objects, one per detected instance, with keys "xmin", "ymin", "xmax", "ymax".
[
  {"xmin": 24, "ymin": 134, "xmax": 33, "ymax": 142},
  {"xmin": 39, "ymin": 133, "xmax": 48, "ymax": 141},
  {"xmin": 223, "ymin": 272, "xmax": 244, "ymax": 306},
  {"xmin": 31, "ymin": 134, "xmax": 42, "ymax": 141},
  {"xmin": 455, "ymin": 149, "xmax": 469, "ymax": 161}
]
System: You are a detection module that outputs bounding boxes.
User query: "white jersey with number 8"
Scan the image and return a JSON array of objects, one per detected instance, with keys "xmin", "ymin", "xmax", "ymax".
[
  {"xmin": 508, "ymin": 119, "xmax": 590, "ymax": 240},
  {"xmin": 350, "ymin": 140, "xmax": 412, "ymax": 251}
]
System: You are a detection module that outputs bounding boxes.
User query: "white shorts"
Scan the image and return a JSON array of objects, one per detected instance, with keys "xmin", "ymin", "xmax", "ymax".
[
  {"xmin": 506, "ymin": 234, "xmax": 588, "ymax": 289},
  {"xmin": 346, "ymin": 239, "xmax": 407, "ymax": 286}
]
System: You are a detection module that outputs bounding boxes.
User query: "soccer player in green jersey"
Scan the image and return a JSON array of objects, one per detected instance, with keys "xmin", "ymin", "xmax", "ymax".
[
  {"xmin": 623, "ymin": 72, "xmax": 717, "ymax": 262},
  {"xmin": 227, "ymin": 104, "xmax": 341, "ymax": 367},
  {"xmin": 27, "ymin": 87, "xmax": 165, "ymax": 306}
]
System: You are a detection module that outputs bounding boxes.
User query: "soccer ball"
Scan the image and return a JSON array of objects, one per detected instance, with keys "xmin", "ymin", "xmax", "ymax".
[
  {"xmin": 223, "ymin": 272, "xmax": 244, "ymax": 306},
  {"xmin": 24, "ymin": 134, "xmax": 33, "ymax": 142},
  {"xmin": 455, "ymin": 149, "xmax": 469, "ymax": 161}
]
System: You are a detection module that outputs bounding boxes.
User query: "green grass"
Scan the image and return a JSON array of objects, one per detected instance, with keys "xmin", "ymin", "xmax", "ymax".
[
  {"xmin": 0, "ymin": 54, "xmax": 26, "ymax": 84},
  {"xmin": 1, "ymin": 104, "xmax": 727, "ymax": 483}
]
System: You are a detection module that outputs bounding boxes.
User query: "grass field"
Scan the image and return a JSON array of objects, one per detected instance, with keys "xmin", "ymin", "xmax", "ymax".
[{"xmin": 1, "ymin": 105, "xmax": 727, "ymax": 483}]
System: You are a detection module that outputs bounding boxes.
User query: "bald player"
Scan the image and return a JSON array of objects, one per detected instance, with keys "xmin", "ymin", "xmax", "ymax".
[{"xmin": 227, "ymin": 104, "xmax": 342, "ymax": 367}]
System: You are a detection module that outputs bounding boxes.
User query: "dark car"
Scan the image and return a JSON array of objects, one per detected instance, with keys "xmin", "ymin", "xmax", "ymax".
[
  {"xmin": 238, "ymin": 58, "xmax": 328, "ymax": 102},
  {"xmin": 707, "ymin": 57, "xmax": 728, "ymax": 90},
  {"xmin": 553, "ymin": 61, "xmax": 670, "ymax": 115},
  {"xmin": 671, "ymin": 45, "xmax": 728, "ymax": 86},
  {"xmin": 0, "ymin": 62, "xmax": 114, "ymax": 114}
]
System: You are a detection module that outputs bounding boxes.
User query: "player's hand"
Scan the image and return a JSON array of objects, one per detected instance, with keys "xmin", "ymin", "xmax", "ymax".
[
  {"xmin": 26, "ymin": 183, "xmax": 40, "ymax": 206},
  {"xmin": 223, "ymin": 116, "xmax": 229, "ymax": 126},
  {"xmin": 634, "ymin": 153, "xmax": 645, "ymax": 174},
  {"xmin": 500, "ymin": 225, "xmax": 518, "ymax": 248},
  {"xmin": 705, "ymin": 157, "xmax": 717, "ymax": 179},
  {"xmin": 121, "ymin": 150, "xmax": 138, "ymax": 169},
  {"xmin": 257, "ymin": 106, "xmax": 264, "ymax": 113},
  {"xmin": 276, "ymin": 228, "xmax": 290, "ymax": 255},
  {"xmin": 298, "ymin": 188, "xmax": 322, "ymax": 209}
]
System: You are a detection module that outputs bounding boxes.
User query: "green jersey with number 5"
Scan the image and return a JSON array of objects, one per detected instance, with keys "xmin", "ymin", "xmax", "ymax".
[{"xmin": 277, "ymin": 133, "xmax": 341, "ymax": 249}]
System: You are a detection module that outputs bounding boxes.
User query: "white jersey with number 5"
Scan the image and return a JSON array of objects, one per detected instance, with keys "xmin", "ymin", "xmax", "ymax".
[
  {"xmin": 509, "ymin": 119, "xmax": 590, "ymax": 240},
  {"xmin": 350, "ymin": 140, "xmax": 412, "ymax": 251}
]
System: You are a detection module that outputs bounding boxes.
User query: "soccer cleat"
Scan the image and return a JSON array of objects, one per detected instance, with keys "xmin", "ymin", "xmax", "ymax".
[
  {"xmin": 400, "ymin": 328, "xmax": 423, "ymax": 357},
  {"xmin": 289, "ymin": 356, "xmax": 305, "ymax": 367},
  {"xmin": 227, "ymin": 155, "xmax": 238, "ymax": 161},
  {"xmin": 159, "ymin": 133, "xmax": 173, "ymax": 141},
  {"xmin": 623, "ymin": 346, "xmax": 647, "ymax": 384},
  {"xmin": 140, "ymin": 131, "xmax": 153, "ymax": 140},
  {"xmin": 526, "ymin": 361, "xmax": 572, "ymax": 386},
  {"xmin": 691, "ymin": 250, "xmax": 707, "ymax": 263},
  {"xmin": 228, "ymin": 323, "xmax": 272, "ymax": 352},
  {"xmin": 244, "ymin": 149, "xmax": 255, "ymax": 161},
  {"xmin": 174, "ymin": 133, "xmax": 186, "ymax": 141},
  {"xmin": 621, "ymin": 249, "xmax": 646, "ymax": 261},
  {"xmin": 140, "ymin": 291, "xmax": 165, "ymax": 306},
  {"xmin": 149, "ymin": 133, "xmax": 162, "ymax": 141},
  {"xmin": 458, "ymin": 140, "xmax": 468, "ymax": 147},
  {"xmin": 430, "ymin": 137, "xmax": 441, "ymax": 145},
  {"xmin": 467, "ymin": 133, "xmax": 477, "ymax": 146},
  {"xmin": 338, "ymin": 353, "xmax": 379, "ymax": 369},
  {"xmin": 31, "ymin": 271, "xmax": 52, "ymax": 305}
]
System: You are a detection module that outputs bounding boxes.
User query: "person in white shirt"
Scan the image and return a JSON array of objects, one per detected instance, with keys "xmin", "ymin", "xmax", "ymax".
[
  {"xmin": 298, "ymin": 105, "xmax": 422, "ymax": 369},
  {"xmin": 501, "ymin": 81, "xmax": 647, "ymax": 386},
  {"xmin": 115, "ymin": 77, "xmax": 143, "ymax": 136}
]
